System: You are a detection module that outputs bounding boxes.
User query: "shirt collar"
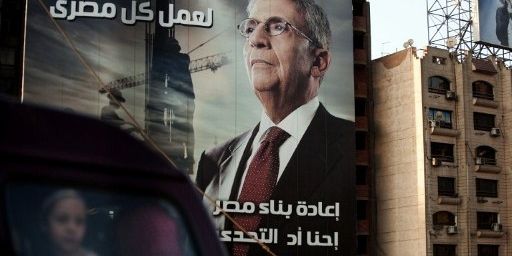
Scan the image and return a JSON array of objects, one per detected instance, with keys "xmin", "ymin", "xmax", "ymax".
[{"xmin": 258, "ymin": 97, "xmax": 319, "ymax": 142}]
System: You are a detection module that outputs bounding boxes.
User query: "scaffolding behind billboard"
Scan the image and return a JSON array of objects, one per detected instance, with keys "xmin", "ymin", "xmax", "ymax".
[{"xmin": 427, "ymin": 0, "xmax": 512, "ymax": 67}]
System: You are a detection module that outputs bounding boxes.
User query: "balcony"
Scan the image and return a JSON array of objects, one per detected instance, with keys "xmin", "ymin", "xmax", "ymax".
[
  {"xmin": 477, "ymin": 230, "xmax": 504, "ymax": 238},
  {"xmin": 431, "ymin": 127, "xmax": 459, "ymax": 137},
  {"xmin": 473, "ymin": 97, "xmax": 498, "ymax": 109},
  {"xmin": 438, "ymin": 196, "xmax": 461, "ymax": 205},
  {"xmin": 475, "ymin": 157, "xmax": 500, "ymax": 173},
  {"xmin": 431, "ymin": 155, "xmax": 454, "ymax": 163},
  {"xmin": 430, "ymin": 120, "xmax": 459, "ymax": 137}
]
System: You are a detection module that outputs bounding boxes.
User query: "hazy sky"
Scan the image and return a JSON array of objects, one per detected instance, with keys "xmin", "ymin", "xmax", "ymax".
[{"xmin": 369, "ymin": 0, "xmax": 428, "ymax": 59}]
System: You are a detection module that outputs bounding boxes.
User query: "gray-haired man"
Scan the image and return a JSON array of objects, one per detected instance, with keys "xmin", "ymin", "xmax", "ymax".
[{"xmin": 196, "ymin": 0, "xmax": 355, "ymax": 255}]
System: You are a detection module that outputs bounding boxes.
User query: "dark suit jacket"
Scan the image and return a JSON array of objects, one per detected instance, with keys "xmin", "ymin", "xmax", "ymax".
[{"xmin": 196, "ymin": 104, "xmax": 356, "ymax": 256}]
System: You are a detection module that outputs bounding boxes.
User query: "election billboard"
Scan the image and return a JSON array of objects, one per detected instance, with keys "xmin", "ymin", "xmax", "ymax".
[
  {"xmin": 22, "ymin": 0, "xmax": 355, "ymax": 254},
  {"xmin": 473, "ymin": 0, "xmax": 512, "ymax": 48}
]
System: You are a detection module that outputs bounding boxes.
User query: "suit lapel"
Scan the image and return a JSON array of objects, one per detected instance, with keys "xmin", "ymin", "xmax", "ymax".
[{"xmin": 269, "ymin": 104, "xmax": 344, "ymax": 216}]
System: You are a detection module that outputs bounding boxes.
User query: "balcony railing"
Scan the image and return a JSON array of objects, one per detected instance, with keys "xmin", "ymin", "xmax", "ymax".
[
  {"xmin": 473, "ymin": 92, "xmax": 494, "ymax": 101},
  {"xmin": 476, "ymin": 190, "xmax": 498, "ymax": 198},
  {"xmin": 476, "ymin": 157, "xmax": 497, "ymax": 166},
  {"xmin": 429, "ymin": 120, "xmax": 453, "ymax": 129},
  {"xmin": 428, "ymin": 87, "xmax": 448, "ymax": 94},
  {"xmin": 431, "ymin": 154, "xmax": 454, "ymax": 163}
]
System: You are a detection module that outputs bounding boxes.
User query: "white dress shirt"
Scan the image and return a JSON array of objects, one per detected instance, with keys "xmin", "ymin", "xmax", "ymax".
[
  {"xmin": 204, "ymin": 97, "xmax": 320, "ymax": 229},
  {"xmin": 237, "ymin": 97, "xmax": 320, "ymax": 196}
]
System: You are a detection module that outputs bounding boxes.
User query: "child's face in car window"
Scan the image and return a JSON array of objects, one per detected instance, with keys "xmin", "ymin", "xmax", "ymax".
[{"xmin": 48, "ymin": 197, "xmax": 87, "ymax": 254}]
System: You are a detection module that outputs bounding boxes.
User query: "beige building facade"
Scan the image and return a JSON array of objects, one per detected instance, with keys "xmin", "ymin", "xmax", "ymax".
[{"xmin": 373, "ymin": 47, "xmax": 511, "ymax": 256}]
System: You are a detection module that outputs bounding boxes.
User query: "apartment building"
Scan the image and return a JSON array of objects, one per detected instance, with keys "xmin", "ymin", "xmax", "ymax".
[{"xmin": 373, "ymin": 46, "xmax": 510, "ymax": 256}]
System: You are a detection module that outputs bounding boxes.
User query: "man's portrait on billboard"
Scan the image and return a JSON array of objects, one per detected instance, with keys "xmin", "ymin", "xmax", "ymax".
[
  {"xmin": 20, "ymin": 0, "xmax": 355, "ymax": 253},
  {"xmin": 196, "ymin": 0, "xmax": 355, "ymax": 255}
]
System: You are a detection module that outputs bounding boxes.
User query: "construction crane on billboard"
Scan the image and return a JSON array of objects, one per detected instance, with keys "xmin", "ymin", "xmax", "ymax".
[
  {"xmin": 189, "ymin": 53, "xmax": 229, "ymax": 73},
  {"xmin": 98, "ymin": 52, "xmax": 229, "ymax": 93}
]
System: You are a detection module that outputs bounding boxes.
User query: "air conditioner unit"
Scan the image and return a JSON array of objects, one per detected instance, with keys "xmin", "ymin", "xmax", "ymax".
[
  {"xmin": 475, "ymin": 157, "xmax": 483, "ymax": 165},
  {"xmin": 447, "ymin": 225, "xmax": 458, "ymax": 234},
  {"xmin": 490, "ymin": 127, "xmax": 501, "ymax": 137},
  {"xmin": 432, "ymin": 158, "xmax": 442, "ymax": 167},
  {"xmin": 445, "ymin": 90, "xmax": 457, "ymax": 100},
  {"xmin": 492, "ymin": 223, "xmax": 503, "ymax": 232}
]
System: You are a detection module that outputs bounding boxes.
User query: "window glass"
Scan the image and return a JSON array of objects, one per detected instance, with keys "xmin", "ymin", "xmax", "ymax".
[
  {"xmin": 356, "ymin": 166, "xmax": 368, "ymax": 185},
  {"xmin": 428, "ymin": 108, "xmax": 453, "ymax": 129},
  {"xmin": 474, "ymin": 112, "xmax": 495, "ymax": 131},
  {"xmin": 356, "ymin": 235, "xmax": 368, "ymax": 254},
  {"xmin": 477, "ymin": 212, "xmax": 498, "ymax": 230},
  {"xmin": 433, "ymin": 244, "xmax": 456, "ymax": 256},
  {"xmin": 5, "ymin": 183, "xmax": 198, "ymax": 256},
  {"xmin": 356, "ymin": 131, "xmax": 367, "ymax": 150},
  {"xmin": 428, "ymin": 76, "xmax": 450, "ymax": 94},
  {"xmin": 476, "ymin": 146, "xmax": 497, "ymax": 165},
  {"xmin": 433, "ymin": 211, "xmax": 455, "ymax": 226},
  {"xmin": 357, "ymin": 200, "xmax": 367, "ymax": 220},
  {"xmin": 437, "ymin": 177, "xmax": 455, "ymax": 197},
  {"xmin": 431, "ymin": 142, "xmax": 455, "ymax": 162},
  {"xmin": 476, "ymin": 179, "xmax": 498, "ymax": 198},
  {"xmin": 355, "ymin": 97, "xmax": 366, "ymax": 117},
  {"xmin": 472, "ymin": 81, "xmax": 494, "ymax": 100},
  {"xmin": 478, "ymin": 244, "xmax": 499, "ymax": 256},
  {"xmin": 432, "ymin": 57, "xmax": 447, "ymax": 65}
]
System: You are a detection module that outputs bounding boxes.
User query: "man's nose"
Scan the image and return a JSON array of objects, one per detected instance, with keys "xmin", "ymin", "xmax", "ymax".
[{"xmin": 247, "ymin": 23, "xmax": 270, "ymax": 49}]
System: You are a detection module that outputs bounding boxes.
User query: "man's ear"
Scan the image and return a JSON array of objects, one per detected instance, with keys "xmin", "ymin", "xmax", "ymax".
[{"xmin": 310, "ymin": 48, "xmax": 331, "ymax": 78}]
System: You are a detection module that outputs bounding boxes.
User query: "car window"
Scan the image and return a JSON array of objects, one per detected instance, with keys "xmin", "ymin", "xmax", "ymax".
[{"xmin": 5, "ymin": 183, "xmax": 198, "ymax": 256}]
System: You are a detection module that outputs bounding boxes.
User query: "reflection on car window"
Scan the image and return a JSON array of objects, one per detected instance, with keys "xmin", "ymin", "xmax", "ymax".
[{"xmin": 5, "ymin": 184, "xmax": 198, "ymax": 256}]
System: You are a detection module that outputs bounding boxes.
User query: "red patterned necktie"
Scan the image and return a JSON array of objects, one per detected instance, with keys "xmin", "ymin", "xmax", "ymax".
[{"xmin": 232, "ymin": 126, "xmax": 290, "ymax": 256}]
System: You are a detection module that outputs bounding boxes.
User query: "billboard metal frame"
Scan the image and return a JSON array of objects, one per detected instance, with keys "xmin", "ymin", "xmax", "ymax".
[{"xmin": 427, "ymin": 0, "xmax": 512, "ymax": 67}]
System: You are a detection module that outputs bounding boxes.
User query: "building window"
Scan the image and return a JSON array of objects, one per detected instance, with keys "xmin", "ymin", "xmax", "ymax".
[
  {"xmin": 434, "ymin": 244, "xmax": 456, "ymax": 256},
  {"xmin": 353, "ymin": 1, "xmax": 364, "ymax": 16},
  {"xmin": 432, "ymin": 56, "xmax": 447, "ymax": 65},
  {"xmin": 357, "ymin": 200, "xmax": 367, "ymax": 220},
  {"xmin": 477, "ymin": 212, "xmax": 498, "ymax": 230},
  {"xmin": 356, "ymin": 235, "xmax": 368, "ymax": 255},
  {"xmin": 355, "ymin": 97, "xmax": 366, "ymax": 117},
  {"xmin": 428, "ymin": 76, "xmax": 450, "ymax": 94},
  {"xmin": 356, "ymin": 131, "xmax": 367, "ymax": 150},
  {"xmin": 356, "ymin": 166, "xmax": 368, "ymax": 185},
  {"xmin": 474, "ymin": 112, "xmax": 495, "ymax": 131},
  {"xmin": 433, "ymin": 211, "xmax": 456, "ymax": 226},
  {"xmin": 476, "ymin": 146, "xmax": 497, "ymax": 165},
  {"xmin": 354, "ymin": 31, "xmax": 365, "ymax": 49},
  {"xmin": 478, "ymin": 245, "xmax": 499, "ymax": 256},
  {"xmin": 428, "ymin": 108, "xmax": 453, "ymax": 129},
  {"xmin": 473, "ymin": 80, "xmax": 494, "ymax": 100},
  {"xmin": 431, "ymin": 142, "xmax": 454, "ymax": 162},
  {"xmin": 438, "ymin": 177, "xmax": 456, "ymax": 197},
  {"xmin": 476, "ymin": 178, "xmax": 498, "ymax": 198}
]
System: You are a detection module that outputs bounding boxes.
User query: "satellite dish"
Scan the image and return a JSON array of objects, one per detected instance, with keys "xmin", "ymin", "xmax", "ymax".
[
  {"xmin": 403, "ymin": 39, "xmax": 415, "ymax": 48},
  {"xmin": 447, "ymin": 37, "xmax": 457, "ymax": 49}
]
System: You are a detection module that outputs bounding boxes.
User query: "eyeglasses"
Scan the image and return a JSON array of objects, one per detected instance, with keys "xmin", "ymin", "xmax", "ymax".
[{"xmin": 237, "ymin": 16, "xmax": 320, "ymax": 48}]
